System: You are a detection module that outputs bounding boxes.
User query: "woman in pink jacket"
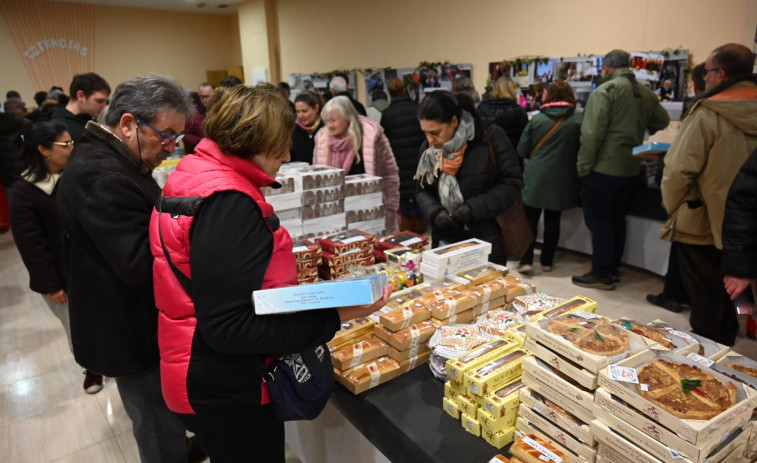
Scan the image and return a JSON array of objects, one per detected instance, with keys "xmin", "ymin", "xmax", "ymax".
[{"xmin": 314, "ymin": 95, "xmax": 400, "ymax": 234}]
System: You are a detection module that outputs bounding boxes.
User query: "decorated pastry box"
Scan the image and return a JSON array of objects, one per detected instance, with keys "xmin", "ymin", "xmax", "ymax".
[
  {"xmin": 443, "ymin": 396, "xmax": 460, "ymax": 419},
  {"xmin": 372, "ymin": 320, "xmax": 436, "ymax": 351},
  {"xmin": 521, "ymin": 357, "xmax": 594, "ymax": 412},
  {"xmin": 375, "ymin": 231, "xmax": 429, "ymax": 251},
  {"xmin": 379, "ymin": 301, "xmax": 431, "ymax": 332},
  {"xmin": 481, "ymin": 377, "xmax": 526, "ymax": 420},
  {"xmin": 421, "ymin": 238, "xmax": 492, "ymax": 272},
  {"xmin": 471, "ymin": 296, "xmax": 506, "ymax": 318},
  {"xmin": 300, "ymin": 184, "xmax": 344, "ymax": 206},
  {"xmin": 524, "ymin": 311, "xmax": 652, "ymax": 373},
  {"xmin": 253, "ymin": 273, "xmax": 387, "ymax": 315},
  {"xmin": 597, "ymin": 348, "xmax": 757, "ymax": 448},
  {"xmin": 331, "ymin": 337, "xmax": 388, "ymax": 371},
  {"xmin": 529, "ymin": 295, "xmax": 598, "ymax": 322},
  {"xmin": 316, "ymin": 229, "xmax": 376, "ymax": 254},
  {"xmin": 524, "ymin": 337, "xmax": 599, "ymax": 390},
  {"xmin": 519, "ymin": 386, "xmax": 594, "ymax": 446},
  {"xmin": 291, "ymin": 239, "xmax": 321, "ymax": 260},
  {"xmin": 520, "ymin": 370, "xmax": 595, "ymax": 428},
  {"xmin": 511, "ymin": 429, "xmax": 584, "ymax": 463},
  {"xmin": 430, "ymin": 308, "xmax": 475, "ymax": 327},
  {"xmin": 461, "ymin": 412, "xmax": 481, "ymax": 436},
  {"xmin": 260, "ymin": 174, "xmax": 295, "ymax": 195},
  {"xmin": 422, "ymin": 275, "xmax": 471, "ymax": 293},
  {"xmin": 318, "ymin": 255, "xmax": 375, "ymax": 278},
  {"xmin": 292, "ymin": 165, "xmax": 345, "ymax": 190},
  {"xmin": 344, "ymin": 173, "xmax": 383, "ymax": 196},
  {"xmin": 427, "ymin": 292, "xmax": 478, "ymax": 319},
  {"xmin": 328, "ymin": 316, "xmax": 377, "ymax": 349},
  {"xmin": 445, "ymin": 337, "xmax": 517, "ymax": 382},
  {"xmin": 713, "ymin": 352, "xmax": 757, "ymax": 390},
  {"xmin": 502, "ymin": 280, "xmax": 536, "ymax": 302},
  {"xmin": 648, "ymin": 319, "xmax": 729, "ymax": 361},
  {"xmin": 456, "ymin": 262, "xmax": 508, "ymax": 286},
  {"xmin": 511, "ymin": 292, "xmax": 567, "ymax": 320},
  {"xmin": 321, "ymin": 246, "xmax": 374, "ymax": 266},
  {"xmin": 517, "ymin": 403, "xmax": 597, "ymax": 463},
  {"xmin": 265, "ymin": 191, "xmax": 302, "ymax": 211},
  {"xmin": 614, "ymin": 317, "xmax": 699, "ymax": 356},
  {"xmin": 397, "ymin": 350, "xmax": 431, "ymax": 373},
  {"xmin": 296, "ymin": 256, "xmax": 322, "ymax": 270},
  {"xmin": 335, "ymin": 356, "xmax": 401, "ymax": 394},
  {"xmin": 386, "ymin": 343, "xmax": 431, "ymax": 363},
  {"xmin": 464, "ymin": 348, "xmax": 529, "ymax": 396},
  {"xmin": 482, "ymin": 426, "xmax": 516, "ymax": 450},
  {"xmin": 590, "ymin": 419, "xmax": 678, "ymax": 463}
]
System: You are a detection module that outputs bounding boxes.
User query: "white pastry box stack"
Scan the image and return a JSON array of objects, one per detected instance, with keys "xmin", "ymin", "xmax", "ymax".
[
  {"xmin": 292, "ymin": 165, "xmax": 346, "ymax": 238},
  {"xmin": 262, "ymin": 170, "xmax": 304, "ymax": 238},
  {"xmin": 344, "ymin": 174, "xmax": 385, "ymax": 237},
  {"xmin": 420, "ymin": 238, "xmax": 492, "ymax": 280}
]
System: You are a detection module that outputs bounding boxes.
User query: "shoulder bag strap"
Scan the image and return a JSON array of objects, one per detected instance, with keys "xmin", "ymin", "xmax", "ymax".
[
  {"xmin": 530, "ymin": 117, "xmax": 565, "ymax": 157},
  {"xmin": 156, "ymin": 195, "xmax": 206, "ymax": 297}
]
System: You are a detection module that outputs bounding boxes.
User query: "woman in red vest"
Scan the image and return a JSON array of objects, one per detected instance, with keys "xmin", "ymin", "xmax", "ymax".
[{"xmin": 150, "ymin": 84, "xmax": 389, "ymax": 462}]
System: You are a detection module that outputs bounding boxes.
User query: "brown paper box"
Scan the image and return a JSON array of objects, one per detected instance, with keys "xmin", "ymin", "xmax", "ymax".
[{"xmin": 373, "ymin": 320, "xmax": 436, "ymax": 351}]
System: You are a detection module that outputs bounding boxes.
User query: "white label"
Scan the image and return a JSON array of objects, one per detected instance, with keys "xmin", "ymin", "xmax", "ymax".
[
  {"xmin": 687, "ymin": 353, "xmax": 714, "ymax": 367},
  {"xmin": 640, "ymin": 383, "xmax": 649, "ymax": 391},
  {"xmin": 572, "ymin": 310, "xmax": 601, "ymax": 319},
  {"xmin": 409, "ymin": 345, "xmax": 420, "ymax": 357},
  {"xmin": 609, "ymin": 365, "xmax": 639, "ymax": 384},
  {"xmin": 401, "ymin": 237, "xmax": 423, "ymax": 246},
  {"xmin": 532, "ymin": 402, "xmax": 543, "ymax": 414},
  {"xmin": 292, "ymin": 245, "xmax": 308, "ymax": 253},
  {"xmin": 669, "ymin": 330, "xmax": 698, "ymax": 344},
  {"xmin": 449, "ymin": 312, "xmax": 458, "ymax": 323},
  {"xmin": 409, "ymin": 325, "xmax": 421, "ymax": 340},
  {"xmin": 482, "ymin": 300, "xmax": 491, "ymax": 312},
  {"xmin": 522, "ymin": 436, "xmax": 563, "ymax": 463},
  {"xmin": 340, "ymin": 235, "xmax": 365, "ymax": 244},
  {"xmin": 352, "ymin": 343, "xmax": 364, "ymax": 364},
  {"xmin": 668, "ymin": 448, "xmax": 685, "ymax": 459},
  {"xmin": 367, "ymin": 362, "xmax": 381, "ymax": 388},
  {"xmin": 482, "ymin": 286, "xmax": 492, "ymax": 301},
  {"xmin": 408, "ymin": 356, "xmax": 418, "ymax": 369},
  {"xmin": 401, "ymin": 307, "xmax": 413, "ymax": 321},
  {"xmin": 444, "ymin": 296, "xmax": 458, "ymax": 314}
]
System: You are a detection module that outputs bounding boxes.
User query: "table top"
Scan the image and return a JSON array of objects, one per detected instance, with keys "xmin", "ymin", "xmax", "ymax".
[{"xmin": 329, "ymin": 366, "xmax": 511, "ymax": 463}]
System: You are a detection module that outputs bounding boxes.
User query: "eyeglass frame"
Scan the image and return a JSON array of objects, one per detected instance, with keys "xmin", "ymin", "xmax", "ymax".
[
  {"xmin": 52, "ymin": 140, "xmax": 75, "ymax": 149},
  {"xmin": 137, "ymin": 117, "xmax": 184, "ymax": 146}
]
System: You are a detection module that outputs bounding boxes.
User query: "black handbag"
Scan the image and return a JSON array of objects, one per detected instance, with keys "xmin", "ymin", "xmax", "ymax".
[{"xmin": 157, "ymin": 195, "xmax": 333, "ymax": 421}]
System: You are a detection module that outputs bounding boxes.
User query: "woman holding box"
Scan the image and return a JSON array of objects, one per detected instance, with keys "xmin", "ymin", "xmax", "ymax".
[
  {"xmin": 415, "ymin": 91, "xmax": 523, "ymax": 264},
  {"xmin": 150, "ymin": 84, "xmax": 389, "ymax": 462},
  {"xmin": 314, "ymin": 95, "xmax": 401, "ymax": 234}
]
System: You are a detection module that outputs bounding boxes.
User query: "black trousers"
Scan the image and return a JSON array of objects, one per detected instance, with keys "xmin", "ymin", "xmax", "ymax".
[
  {"xmin": 676, "ymin": 242, "xmax": 739, "ymax": 346},
  {"xmin": 662, "ymin": 241, "xmax": 690, "ymax": 304},
  {"xmin": 520, "ymin": 205, "xmax": 562, "ymax": 266},
  {"xmin": 178, "ymin": 403, "xmax": 285, "ymax": 463}
]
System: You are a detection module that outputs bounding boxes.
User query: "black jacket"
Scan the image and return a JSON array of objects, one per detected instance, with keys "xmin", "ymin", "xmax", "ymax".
[
  {"xmin": 49, "ymin": 106, "xmax": 93, "ymax": 141},
  {"xmin": 477, "ymin": 98, "xmax": 528, "ymax": 148},
  {"xmin": 9, "ymin": 178, "xmax": 65, "ymax": 294},
  {"xmin": 336, "ymin": 91, "xmax": 367, "ymax": 116},
  {"xmin": 290, "ymin": 120, "xmax": 324, "ymax": 164},
  {"xmin": 416, "ymin": 124, "xmax": 523, "ymax": 264},
  {"xmin": 722, "ymin": 146, "xmax": 757, "ymax": 278},
  {"xmin": 380, "ymin": 95, "xmax": 425, "ymax": 200},
  {"xmin": 57, "ymin": 122, "xmax": 162, "ymax": 377}
]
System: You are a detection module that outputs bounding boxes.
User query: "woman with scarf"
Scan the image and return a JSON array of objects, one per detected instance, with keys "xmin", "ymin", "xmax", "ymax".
[
  {"xmin": 415, "ymin": 91, "xmax": 523, "ymax": 265},
  {"xmin": 9, "ymin": 122, "xmax": 103, "ymax": 394},
  {"xmin": 314, "ymin": 95, "xmax": 400, "ymax": 234},
  {"xmin": 290, "ymin": 91, "xmax": 325, "ymax": 164},
  {"xmin": 515, "ymin": 81, "xmax": 581, "ymax": 274}
]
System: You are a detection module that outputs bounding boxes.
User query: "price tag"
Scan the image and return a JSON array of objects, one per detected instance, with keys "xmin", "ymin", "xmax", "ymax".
[
  {"xmin": 687, "ymin": 353, "xmax": 714, "ymax": 368},
  {"xmin": 609, "ymin": 365, "xmax": 639, "ymax": 384},
  {"xmin": 401, "ymin": 237, "xmax": 423, "ymax": 246},
  {"xmin": 367, "ymin": 362, "xmax": 381, "ymax": 388},
  {"xmin": 522, "ymin": 436, "xmax": 563, "ymax": 463},
  {"xmin": 292, "ymin": 245, "xmax": 308, "ymax": 253},
  {"xmin": 340, "ymin": 235, "xmax": 365, "ymax": 244},
  {"xmin": 667, "ymin": 329, "xmax": 698, "ymax": 343}
]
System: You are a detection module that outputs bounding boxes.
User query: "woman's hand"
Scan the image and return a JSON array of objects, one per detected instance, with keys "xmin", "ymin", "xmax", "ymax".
[
  {"xmin": 451, "ymin": 203, "xmax": 473, "ymax": 225},
  {"xmin": 433, "ymin": 210, "xmax": 457, "ymax": 230},
  {"xmin": 336, "ymin": 284, "xmax": 392, "ymax": 322},
  {"xmin": 45, "ymin": 290, "xmax": 67, "ymax": 305}
]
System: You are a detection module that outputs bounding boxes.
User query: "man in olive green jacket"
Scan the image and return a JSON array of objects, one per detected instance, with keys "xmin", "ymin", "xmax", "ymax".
[
  {"xmin": 573, "ymin": 50, "xmax": 670, "ymax": 290},
  {"xmin": 661, "ymin": 43, "xmax": 757, "ymax": 345}
]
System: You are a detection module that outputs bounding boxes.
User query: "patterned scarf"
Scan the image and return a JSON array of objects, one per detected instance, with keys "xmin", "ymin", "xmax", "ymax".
[
  {"xmin": 414, "ymin": 110, "xmax": 475, "ymax": 212},
  {"xmin": 326, "ymin": 134, "xmax": 356, "ymax": 172}
]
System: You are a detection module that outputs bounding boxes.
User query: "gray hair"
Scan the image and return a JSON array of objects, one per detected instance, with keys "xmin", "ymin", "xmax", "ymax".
[
  {"xmin": 103, "ymin": 74, "xmax": 193, "ymax": 128},
  {"xmin": 321, "ymin": 95, "xmax": 363, "ymax": 159},
  {"xmin": 329, "ymin": 76, "xmax": 347, "ymax": 93},
  {"xmin": 604, "ymin": 50, "xmax": 630, "ymax": 69}
]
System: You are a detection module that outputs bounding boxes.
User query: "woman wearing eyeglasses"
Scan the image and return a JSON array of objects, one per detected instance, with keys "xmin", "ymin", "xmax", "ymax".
[{"xmin": 9, "ymin": 122, "xmax": 104, "ymax": 393}]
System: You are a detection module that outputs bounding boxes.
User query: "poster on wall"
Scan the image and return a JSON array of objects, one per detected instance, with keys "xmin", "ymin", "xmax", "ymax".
[
  {"xmin": 288, "ymin": 71, "xmax": 357, "ymax": 104},
  {"xmin": 381, "ymin": 63, "xmax": 472, "ymax": 104},
  {"xmin": 654, "ymin": 50, "xmax": 688, "ymax": 103},
  {"xmin": 630, "ymin": 52, "xmax": 664, "ymax": 84}
]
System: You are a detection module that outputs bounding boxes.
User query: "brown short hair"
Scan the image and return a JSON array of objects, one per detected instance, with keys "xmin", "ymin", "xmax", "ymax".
[
  {"xmin": 544, "ymin": 81, "xmax": 576, "ymax": 105},
  {"xmin": 711, "ymin": 43, "xmax": 755, "ymax": 79},
  {"xmin": 387, "ymin": 78, "xmax": 406, "ymax": 98},
  {"xmin": 204, "ymin": 84, "xmax": 294, "ymax": 159}
]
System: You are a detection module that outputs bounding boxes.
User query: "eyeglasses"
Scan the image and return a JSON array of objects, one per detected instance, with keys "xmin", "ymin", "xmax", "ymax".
[
  {"xmin": 704, "ymin": 67, "xmax": 721, "ymax": 75},
  {"xmin": 137, "ymin": 117, "xmax": 184, "ymax": 145},
  {"xmin": 53, "ymin": 140, "xmax": 75, "ymax": 149}
]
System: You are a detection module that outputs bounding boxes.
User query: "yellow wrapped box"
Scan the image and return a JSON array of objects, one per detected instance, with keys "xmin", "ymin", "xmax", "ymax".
[
  {"xmin": 446, "ymin": 338, "xmax": 518, "ymax": 382},
  {"xmin": 443, "ymin": 396, "xmax": 461, "ymax": 419},
  {"xmin": 483, "ymin": 377, "xmax": 526, "ymax": 418},
  {"xmin": 461, "ymin": 412, "xmax": 481, "ymax": 436},
  {"xmin": 530, "ymin": 295, "xmax": 597, "ymax": 321},
  {"xmin": 477, "ymin": 406, "xmax": 517, "ymax": 435},
  {"xmin": 504, "ymin": 324, "xmax": 527, "ymax": 345},
  {"xmin": 444, "ymin": 381, "xmax": 458, "ymax": 401},
  {"xmin": 482, "ymin": 426, "xmax": 516, "ymax": 449},
  {"xmin": 464, "ymin": 349, "xmax": 529, "ymax": 396},
  {"xmin": 456, "ymin": 393, "xmax": 480, "ymax": 416}
]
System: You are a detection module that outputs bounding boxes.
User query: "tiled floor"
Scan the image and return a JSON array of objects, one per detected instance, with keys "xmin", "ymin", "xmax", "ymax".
[{"xmin": 1, "ymin": 230, "xmax": 754, "ymax": 462}]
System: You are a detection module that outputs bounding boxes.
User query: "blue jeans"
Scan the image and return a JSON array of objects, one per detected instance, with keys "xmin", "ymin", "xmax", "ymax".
[
  {"xmin": 579, "ymin": 171, "xmax": 638, "ymax": 277},
  {"xmin": 116, "ymin": 367, "xmax": 191, "ymax": 463}
]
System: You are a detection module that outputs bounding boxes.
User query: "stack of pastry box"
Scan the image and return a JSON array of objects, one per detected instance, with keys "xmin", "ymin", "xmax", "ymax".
[
  {"xmin": 419, "ymin": 238, "xmax": 493, "ymax": 281},
  {"xmin": 292, "ymin": 239, "xmax": 322, "ymax": 284},
  {"xmin": 592, "ymin": 319, "xmax": 757, "ymax": 463},
  {"xmin": 294, "ymin": 166, "xmax": 347, "ymax": 238},
  {"xmin": 315, "ymin": 229, "xmax": 376, "ymax": 280},
  {"xmin": 374, "ymin": 231, "xmax": 430, "ymax": 262},
  {"xmin": 344, "ymin": 174, "xmax": 386, "ymax": 237},
  {"xmin": 261, "ymin": 171, "xmax": 304, "ymax": 238}
]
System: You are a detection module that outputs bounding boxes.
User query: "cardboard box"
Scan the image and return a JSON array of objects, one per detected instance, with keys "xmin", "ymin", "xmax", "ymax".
[
  {"xmin": 465, "ymin": 348, "xmax": 529, "ymax": 396},
  {"xmin": 254, "ymin": 273, "xmax": 387, "ymax": 315},
  {"xmin": 301, "ymin": 199, "xmax": 345, "ymax": 219},
  {"xmin": 345, "ymin": 206, "xmax": 384, "ymax": 223},
  {"xmin": 714, "ymin": 352, "xmax": 757, "ymax": 390},
  {"xmin": 431, "ymin": 308, "xmax": 475, "ymax": 327},
  {"xmin": 296, "ymin": 256, "xmax": 322, "ymax": 270},
  {"xmin": 301, "ymin": 185, "xmax": 344, "ymax": 206},
  {"xmin": 321, "ymin": 246, "xmax": 374, "ymax": 266},
  {"xmin": 525, "ymin": 312, "xmax": 653, "ymax": 374},
  {"xmin": 593, "ymin": 390, "xmax": 750, "ymax": 463},
  {"xmin": 297, "ymin": 275, "xmax": 319, "ymax": 285},
  {"xmin": 505, "ymin": 324, "xmax": 528, "ymax": 345},
  {"xmin": 478, "ymin": 405, "xmax": 518, "ymax": 434},
  {"xmin": 481, "ymin": 377, "xmax": 526, "ymax": 419},
  {"xmin": 517, "ymin": 403, "xmax": 598, "ymax": 463},
  {"xmin": 397, "ymin": 350, "xmax": 431, "ymax": 373},
  {"xmin": 597, "ymin": 349, "xmax": 757, "ymax": 448},
  {"xmin": 328, "ymin": 316, "xmax": 377, "ymax": 349},
  {"xmin": 331, "ymin": 337, "xmax": 388, "ymax": 370},
  {"xmin": 292, "ymin": 239, "xmax": 321, "ymax": 260},
  {"xmin": 591, "ymin": 420, "xmax": 666, "ymax": 463},
  {"xmin": 422, "ymin": 275, "xmax": 471, "ymax": 292},
  {"xmin": 596, "ymin": 443, "xmax": 636, "ymax": 463},
  {"xmin": 503, "ymin": 281, "xmax": 536, "ymax": 302},
  {"xmin": 344, "ymin": 174, "xmax": 383, "ymax": 196},
  {"xmin": 482, "ymin": 426, "xmax": 516, "ymax": 450},
  {"xmin": 297, "ymin": 266, "xmax": 318, "ymax": 278},
  {"xmin": 614, "ymin": 317, "xmax": 699, "ymax": 356},
  {"xmin": 346, "ymin": 218, "xmax": 385, "ymax": 237},
  {"xmin": 386, "ymin": 286, "xmax": 427, "ymax": 306},
  {"xmin": 376, "ymin": 231, "xmax": 429, "ymax": 251},
  {"xmin": 428, "ymin": 292, "xmax": 478, "ymax": 319},
  {"xmin": 519, "ymin": 387, "xmax": 594, "ymax": 446},
  {"xmin": 261, "ymin": 175, "xmax": 295, "ymax": 195},
  {"xmin": 449, "ymin": 377, "xmax": 465, "ymax": 395},
  {"xmin": 266, "ymin": 191, "xmax": 302, "ymax": 211},
  {"xmin": 318, "ymin": 255, "xmax": 375, "ymax": 279},
  {"xmin": 335, "ymin": 356, "xmax": 401, "ymax": 394},
  {"xmin": 521, "ymin": 357, "xmax": 595, "ymax": 412},
  {"xmin": 524, "ymin": 337, "xmax": 599, "ymax": 390},
  {"xmin": 443, "ymin": 396, "xmax": 461, "ymax": 419},
  {"xmin": 379, "ymin": 302, "xmax": 431, "ymax": 332},
  {"xmin": 529, "ymin": 295, "xmax": 598, "ymax": 322},
  {"xmin": 344, "ymin": 192, "xmax": 382, "ymax": 210},
  {"xmin": 648, "ymin": 320, "xmax": 729, "ymax": 361},
  {"xmin": 373, "ymin": 320, "xmax": 436, "ymax": 351},
  {"xmin": 461, "ymin": 412, "xmax": 481, "ymax": 436},
  {"xmin": 421, "ymin": 239, "xmax": 492, "ymax": 275},
  {"xmin": 446, "ymin": 338, "xmax": 519, "ymax": 382},
  {"xmin": 456, "ymin": 393, "xmax": 481, "ymax": 417},
  {"xmin": 292, "ymin": 165, "xmax": 345, "ymax": 190},
  {"xmin": 472, "ymin": 296, "xmax": 507, "ymax": 318},
  {"xmin": 456, "ymin": 262, "xmax": 509, "ymax": 286},
  {"xmin": 444, "ymin": 381, "xmax": 458, "ymax": 401},
  {"xmin": 277, "ymin": 207, "xmax": 301, "ymax": 221},
  {"xmin": 521, "ymin": 372, "xmax": 595, "ymax": 430},
  {"xmin": 316, "ymin": 229, "xmax": 376, "ymax": 254},
  {"xmin": 513, "ymin": 420, "xmax": 586, "ymax": 463}
]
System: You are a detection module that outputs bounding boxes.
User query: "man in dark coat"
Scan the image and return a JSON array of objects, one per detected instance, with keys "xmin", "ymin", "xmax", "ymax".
[
  {"xmin": 50, "ymin": 72, "xmax": 110, "ymax": 141},
  {"xmin": 329, "ymin": 75, "xmax": 366, "ymax": 116},
  {"xmin": 57, "ymin": 74, "xmax": 204, "ymax": 463},
  {"xmin": 381, "ymin": 78, "xmax": 426, "ymax": 232}
]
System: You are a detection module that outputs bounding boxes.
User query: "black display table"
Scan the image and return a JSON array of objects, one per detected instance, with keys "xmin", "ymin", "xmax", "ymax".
[{"xmin": 329, "ymin": 366, "xmax": 509, "ymax": 463}]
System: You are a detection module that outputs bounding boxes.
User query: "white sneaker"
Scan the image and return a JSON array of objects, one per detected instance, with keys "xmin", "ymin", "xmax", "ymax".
[{"xmin": 517, "ymin": 264, "xmax": 533, "ymax": 274}]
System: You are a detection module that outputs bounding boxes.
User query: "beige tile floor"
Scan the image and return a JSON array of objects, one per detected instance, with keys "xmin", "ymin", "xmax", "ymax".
[{"xmin": 1, "ymin": 230, "xmax": 754, "ymax": 462}]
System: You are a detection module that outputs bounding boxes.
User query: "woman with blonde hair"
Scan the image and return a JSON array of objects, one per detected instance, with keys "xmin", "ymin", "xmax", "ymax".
[
  {"xmin": 314, "ymin": 95, "xmax": 400, "ymax": 234},
  {"xmin": 151, "ymin": 84, "xmax": 389, "ymax": 462},
  {"xmin": 478, "ymin": 76, "xmax": 528, "ymax": 148}
]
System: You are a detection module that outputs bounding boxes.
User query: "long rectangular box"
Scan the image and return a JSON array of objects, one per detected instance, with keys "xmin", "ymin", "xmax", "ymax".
[
  {"xmin": 524, "ymin": 337, "xmax": 599, "ymax": 390},
  {"xmin": 514, "ymin": 418, "xmax": 587, "ymax": 463},
  {"xmin": 464, "ymin": 348, "xmax": 529, "ymax": 396},
  {"xmin": 253, "ymin": 273, "xmax": 387, "ymax": 315},
  {"xmin": 517, "ymin": 403, "xmax": 597, "ymax": 463},
  {"xmin": 519, "ymin": 387, "xmax": 594, "ymax": 446},
  {"xmin": 421, "ymin": 238, "xmax": 492, "ymax": 273},
  {"xmin": 520, "ymin": 372, "xmax": 595, "ymax": 432},
  {"xmin": 446, "ymin": 338, "xmax": 519, "ymax": 382},
  {"xmin": 521, "ymin": 356, "xmax": 595, "ymax": 412}
]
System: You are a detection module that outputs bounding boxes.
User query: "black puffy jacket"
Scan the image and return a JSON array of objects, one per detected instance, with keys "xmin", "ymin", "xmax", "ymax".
[
  {"xmin": 477, "ymin": 98, "xmax": 528, "ymax": 148},
  {"xmin": 416, "ymin": 124, "xmax": 523, "ymax": 264},
  {"xmin": 380, "ymin": 95, "xmax": 426, "ymax": 200},
  {"xmin": 722, "ymin": 146, "xmax": 757, "ymax": 278},
  {"xmin": 290, "ymin": 120, "xmax": 324, "ymax": 164}
]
